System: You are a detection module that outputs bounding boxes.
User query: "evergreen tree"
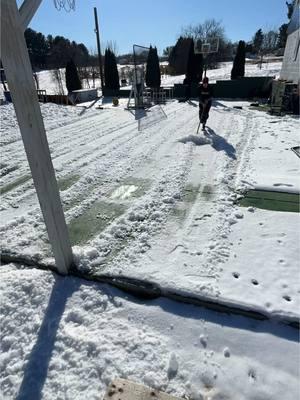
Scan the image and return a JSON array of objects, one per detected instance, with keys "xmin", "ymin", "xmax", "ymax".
[
  {"xmin": 65, "ymin": 59, "xmax": 82, "ymax": 92},
  {"xmin": 25, "ymin": 28, "xmax": 48, "ymax": 69},
  {"xmin": 186, "ymin": 40, "xmax": 203, "ymax": 83},
  {"xmin": 253, "ymin": 29, "xmax": 264, "ymax": 54},
  {"xmin": 169, "ymin": 37, "xmax": 193, "ymax": 75},
  {"xmin": 104, "ymin": 48, "xmax": 120, "ymax": 90},
  {"xmin": 231, "ymin": 40, "xmax": 246, "ymax": 80},
  {"xmin": 277, "ymin": 23, "xmax": 288, "ymax": 48},
  {"xmin": 145, "ymin": 46, "xmax": 161, "ymax": 89}
]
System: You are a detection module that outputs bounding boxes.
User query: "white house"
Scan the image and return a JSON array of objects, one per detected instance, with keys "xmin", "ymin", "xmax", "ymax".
[{"xmin": 280, "ymin": 0, "xmax": 300, "ymax": 83}]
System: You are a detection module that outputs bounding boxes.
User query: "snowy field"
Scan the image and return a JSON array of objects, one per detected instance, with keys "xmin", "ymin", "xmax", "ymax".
[
  {"xmin": 7, "ymin": 60, "xmax": 281, "ymax": 95},
  {"xmin": 1, "ymin": 93, "xmax": 299, "ymax": 398},
  {"xmin": 161, "ymin": 61, "xmax": 282, "ymax": 86}
]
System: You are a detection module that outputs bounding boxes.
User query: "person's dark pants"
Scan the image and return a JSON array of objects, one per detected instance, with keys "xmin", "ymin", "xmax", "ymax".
[{"xmin": 199, "ymin": 101, "xmax": 212, "ymax": 124}]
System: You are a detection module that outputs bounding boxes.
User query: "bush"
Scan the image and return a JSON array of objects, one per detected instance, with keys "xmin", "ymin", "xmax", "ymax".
[
  {"xmin": 231, "ymin": 40, "xmax": 246, "ymax": 80},
  {"xmin": 104, "ymin": 48, "xmax": 120, "ymax": 90},
  {"xmin": 146, "ymin": 46, "xmax": 161, "ymax": 89},
  {"xmin": 65, "ymin": 59, "xmax": 82, "ymax": 92}
]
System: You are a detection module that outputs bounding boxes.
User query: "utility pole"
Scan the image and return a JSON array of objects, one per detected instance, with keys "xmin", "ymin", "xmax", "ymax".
[{"xmin": 94, "ymin": 7, "xmax": 104, "ymax": 93}]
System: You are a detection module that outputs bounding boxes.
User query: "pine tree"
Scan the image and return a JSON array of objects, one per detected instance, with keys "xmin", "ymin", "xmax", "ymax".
[
  {"xmin": 169, "ymin": 37, "xmax": 193, "ymax": 75},
  {"xmin": 104, "ymin": 48, "xmax": 120, "ymax": 90},
  {"xmin": 277, "ymin": 24, "xmax": 288, "ymax": 48},
  {"xmin": 231, "ymin": 40, "xmax": 246, "ymax": 80},
  {"xmin": 253, "ymin": 29, "xmax": 264, "ymax": 54},
  {"xmin": 186, "ymin": 40, "xmax": 203, "ymax": 84},
  {"xmin": 65, "ymin": 59, "xmax": 82, "ymax": 92},
  {"xmin": 145, "ymin": 46, "xmax": 161, "ymax": 89}
]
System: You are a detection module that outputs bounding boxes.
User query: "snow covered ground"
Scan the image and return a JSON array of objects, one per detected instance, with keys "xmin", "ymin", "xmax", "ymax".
[
  {"xmin": 1, "ymin": 92, "xmax": 299, "ymax": 398},
  {"xmin": 1, "ymin": 99, "xmax": 299, "ymax": 319},
  {"xmin": 1, "ymin": 264, "xmax": 299, "ymax": 400},
  {"xmin": 160, "ymin": 61, "xmax": 281, "ymax": 86},
  {"xmin": 1, "ymin": 60, "xmax": 281, "ymax": 95}
]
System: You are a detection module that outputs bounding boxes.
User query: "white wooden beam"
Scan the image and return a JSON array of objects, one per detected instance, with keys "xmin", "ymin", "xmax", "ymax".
[
  {"xmin": 1, "ymin": 0, "xmax": 73, "ymax": 274},
  {"xmin": 19, "ymin": 0, "xmax": 42, "ymax": 31}
]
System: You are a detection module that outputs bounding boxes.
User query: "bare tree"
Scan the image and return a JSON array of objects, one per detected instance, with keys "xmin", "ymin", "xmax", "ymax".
[
  {"xmin": 51, "ymin": 69, "xmax": 65, "ymax": 95},
  {"xmin": 33, "ymin": 71, "xmax": 39, "ymax": 90},
  {"xmin": 106, "ymin": 40, "xmax": 118, "ymax": 56},
  {"xmin": 262, "ymin": 29, "xmax": 278, "ymax": 53},
  {"xmin": 181, "ymin": 19, "xmax": 225, "ymax": 43}
]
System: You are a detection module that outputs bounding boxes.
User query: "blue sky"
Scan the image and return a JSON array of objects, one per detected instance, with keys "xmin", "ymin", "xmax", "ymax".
[{"xmin": 24, "ymin": 0, "xmax": 288, "ymax": 54}]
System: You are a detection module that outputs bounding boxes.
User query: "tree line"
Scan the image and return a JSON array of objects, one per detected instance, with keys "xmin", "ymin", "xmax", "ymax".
[{"xmin": 24, "ymin": 28, "xmax": 92, "ymax": 70}]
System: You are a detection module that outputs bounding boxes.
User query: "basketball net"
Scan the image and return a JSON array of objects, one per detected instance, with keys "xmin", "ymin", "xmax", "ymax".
[{"xmin": 53, "ymin": 0, "xmax": 75, "ymax": 12}]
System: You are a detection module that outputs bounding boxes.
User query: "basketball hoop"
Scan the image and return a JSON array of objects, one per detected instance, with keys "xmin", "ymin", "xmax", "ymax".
[
  {"xmin": 53, "ymin": 0, "xmax": 75, "ymax": 12},
  {"xmin": 194, "ymin": 38, "xmax": 219, "ymax": 56},
  {"xmin": 194, "ymin": 38, "xmax": 220, "ymax": 78}
]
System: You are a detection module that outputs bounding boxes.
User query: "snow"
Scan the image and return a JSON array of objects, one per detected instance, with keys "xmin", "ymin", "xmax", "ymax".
[
  {"xmin": 161, "ymin": 61, "xmax": 282, "ymax": 86},
  {"xmin": 1, "ymin": 99, "xmax": 299, "ymax": 321},
  {"xmin": 0, "ymin": 264, "xmax": 299, "ymax": 400},
  {"xmin": 1, "ymin": 65, "xmax": 299, "ymax": 398},
  {"xmin": 1, "ymin": 60, "xmax": 281, "ymax": 96}
]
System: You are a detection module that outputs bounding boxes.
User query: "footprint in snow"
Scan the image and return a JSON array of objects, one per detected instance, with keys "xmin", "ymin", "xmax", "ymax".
[
  {"xmin": 223, "ymin": 347, "xmax": 230, "ymax": 358},
  {"xmin": 273, "ymin": 183, "xmax": 293, "ymax": 187},
  {"xmin": 248, "ymin": 368, "xmax": 257, "ymax": 383},
  {"xmin": 167, "ymin": 353, "xmax": 178, "ymax": 380}
]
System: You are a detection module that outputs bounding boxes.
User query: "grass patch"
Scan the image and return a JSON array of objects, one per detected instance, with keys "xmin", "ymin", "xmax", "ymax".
[
  {"xmin": 58, "ymin": 174, "xmax": 80, "ymax": 192},
  {"xmin": 182, "ymin": 184, "xmax": 200, "ymax": 203},
  {"xmin": 1, "ymin": 175, "xmax": 32, "ymax": 195},
  {"xmin": 182, "ymin": 184, "xmax": 215, "ymax": 203},
  {"xmin": 68, "ymin": 201, "xmax": 126, "ymax": 245},
  {"xmin": 202, "ymin": 184, "xmax": 215, "ymax": 200},
  {"xmin": 238, "ymin": 190, "xmax": 299, "ymax": 213}
]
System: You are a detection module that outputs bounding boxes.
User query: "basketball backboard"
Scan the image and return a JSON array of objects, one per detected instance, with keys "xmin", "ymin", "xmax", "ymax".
[{"xmin": 194, "ymin": 38, "xmax": 219, "ymax": 55}]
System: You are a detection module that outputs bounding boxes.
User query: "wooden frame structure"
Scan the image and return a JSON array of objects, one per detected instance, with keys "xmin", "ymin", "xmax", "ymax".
[{"xmin": 1, "ymin": 0, "xmax": 73, "ymax": 274}]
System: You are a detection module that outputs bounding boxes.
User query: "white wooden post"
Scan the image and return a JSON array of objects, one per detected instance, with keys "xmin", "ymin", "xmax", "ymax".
[
  {"xmin": 1, "ymin": 0, "xmax": 73, "ymax": 274},
  {"xmin": 19, "ymin": 0, "xmax": 42, "ymax": 31}
]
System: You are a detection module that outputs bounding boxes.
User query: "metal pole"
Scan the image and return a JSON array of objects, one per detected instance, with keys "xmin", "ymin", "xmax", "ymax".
[
  {"xmin": 94, "ymin": 7, "xmax": 104, "ymax": 93},
  {"xmin": 133, "ymin": 46, "xmax": 139, "ymax": 107}
]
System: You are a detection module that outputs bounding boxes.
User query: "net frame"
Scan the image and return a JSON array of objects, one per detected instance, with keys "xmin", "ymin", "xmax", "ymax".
[
  {"xmin": 194, "ymin": 38, "xmax": 219, "ymax": 56},
  {"xmin": 53, "ymin": 0, "xmax": 75, "ymax": 12},
  {"xmin": 130, "ymin": 44, "xmax": 150, "ymax": 109}
]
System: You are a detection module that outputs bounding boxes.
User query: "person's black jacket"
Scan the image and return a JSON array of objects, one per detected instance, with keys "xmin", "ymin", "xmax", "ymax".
[{"xmin": 198, "ymin": 84, "xmax": 214, "ymax": 103}]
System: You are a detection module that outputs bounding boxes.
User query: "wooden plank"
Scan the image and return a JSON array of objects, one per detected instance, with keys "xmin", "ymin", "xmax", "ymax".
[
  {"xmin": 1, "ymin": 0, "xmax": 73, "ymax": 274},
  {"xmin": 103, "ymin": 379, "xmax": 182, "ymax": 400},
  {"xmin": 19, "ymin": 0, "xmax": 42, "ymax": 31}
]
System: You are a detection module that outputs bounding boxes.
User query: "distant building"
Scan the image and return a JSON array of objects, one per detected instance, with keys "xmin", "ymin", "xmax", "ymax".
[{"xmin": 280, "ymin": 0, "xmax": 300, "ymax": 83}]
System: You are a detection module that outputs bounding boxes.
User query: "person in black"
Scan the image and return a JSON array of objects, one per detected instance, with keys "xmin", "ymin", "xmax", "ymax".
[{"xmin": 198, "ymin": 76, "xmax": 213, "ymax": 130}]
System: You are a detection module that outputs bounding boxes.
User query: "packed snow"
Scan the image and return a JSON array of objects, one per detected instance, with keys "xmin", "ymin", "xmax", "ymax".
[
  {"xmin": 1, "ymin": 264, "xmax": 299, "ymax": 400},
  {"xmin": 1, "ymin": 99, "xmax": 299, "ymax": 321}
]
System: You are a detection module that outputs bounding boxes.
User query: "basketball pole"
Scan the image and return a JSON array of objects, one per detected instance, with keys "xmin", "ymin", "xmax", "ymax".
[
  {"xmin": 1, "ymin": 0, "xmax": 74, "ymax": 274},
  {"xmin": 19, "ymin": 0, "xmax": 42, "ymax": 30},
  {"xmin": 94, "ymin": 7, "xmax": 105, "ymax": 93}
]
